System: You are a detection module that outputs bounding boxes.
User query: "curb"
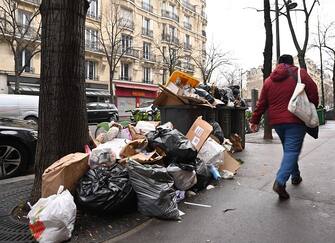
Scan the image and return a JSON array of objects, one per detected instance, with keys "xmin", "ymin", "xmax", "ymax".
[{"xmin": 0, "ymin": 174, "xmax": 34, "ymax": 185}]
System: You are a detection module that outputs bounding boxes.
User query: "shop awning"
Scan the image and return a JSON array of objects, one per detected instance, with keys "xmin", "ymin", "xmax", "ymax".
[{"xmin": 115, "ymin": 82, "xmax": 158, "ymax": 92}]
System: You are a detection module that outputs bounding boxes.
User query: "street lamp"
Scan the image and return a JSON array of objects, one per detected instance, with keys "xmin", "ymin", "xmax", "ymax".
[{"xmin": 275, "ymin": 0, "xmax": 298, "ymax": 60}]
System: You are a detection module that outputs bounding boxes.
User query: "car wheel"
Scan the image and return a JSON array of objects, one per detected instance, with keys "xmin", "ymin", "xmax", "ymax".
[
  {"xmin": 110, "ymin": 114, "xmax": 118, "ymax": 122},
  {"xmin": 147, "ymin": 114, "xmax": 153, "ymax": 121},
  {"xmin": 0, "ymin": 141, "xmax": 28, "ymax": 179},
  {"xmin": 25, "ymin": 116, "xmax": 38, "ymax": 125}
]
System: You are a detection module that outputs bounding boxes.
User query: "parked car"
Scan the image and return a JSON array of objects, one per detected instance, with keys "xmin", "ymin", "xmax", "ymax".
[
  {"xmin": 87, "ymin": 102, "xmax": 119, "ymax": 124},
  {"xmin": 0, "ymin": 117, "xmax": 37, "ymax": 179},
  {"xmin": 0, "ymin": 94, "xmax": 39, "ymax": 123}
]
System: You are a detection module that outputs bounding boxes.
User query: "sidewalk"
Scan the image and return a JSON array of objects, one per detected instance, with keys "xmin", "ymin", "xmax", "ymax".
[{"xmin": 1, "ymin": 122, "xmax": 335, "ymax": 243}]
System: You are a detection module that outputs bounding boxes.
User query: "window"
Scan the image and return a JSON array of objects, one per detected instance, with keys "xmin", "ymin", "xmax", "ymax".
[
  {"xmin": 87, "ymin": 0, "xmax": 99, "ymax": 19},
  {"xmin": 142, "ymin": 0, "xmax": 152, "ymax": 12},
  {"xmin": 18, "ymin": 49, "xmax": 32, "ymax": 72},
  {"xmin": 143, "ymin": 42, "xmax": 151, "ymax": 59},
  {"xmin": 142, "ymin": 18, "xmax": 152, "ymax": 36},
  {"xmin": 169, "ymin": 25, "xmax": 176, "ymax": 37},
  {"xmin": 185, "ymin": 34, "xmax": 191, "ymax": 49},
  {"xmin": 121, "ymin": 8, "xmax": 133, "ymax": 29},
  {"xmin": 121, "ymin": 34, "xmax": 132, "ymax": 52},
  {"xmin": 85, "ymin": 28, "xmax": 98, "ymax": 50},
  {"xmin": 17, "ymin": 10, "xmax": 32, "ymax": 34},
  {"xmin": 121, "ymin": 63, "xmax": 130, "ymax": 80},
  {"xmin": 85, "ymin": 60, "xmax": 97, "ymax": 80},
  {"xmin": 162, "ymin": 69, "xmax": 167, "ymax": 84},
  {"xmin": 143, "ymin": 67, "xmax": 151, "ymax": 83}
]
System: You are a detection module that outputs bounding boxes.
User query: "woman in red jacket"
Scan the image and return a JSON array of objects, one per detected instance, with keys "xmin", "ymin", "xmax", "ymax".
[{"xmin": 249, "ymin": 54, "xmax": 319, "ymax": 200}]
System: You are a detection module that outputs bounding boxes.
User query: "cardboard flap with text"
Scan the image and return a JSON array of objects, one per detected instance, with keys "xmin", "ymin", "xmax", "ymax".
[{"xmin": 186, "ymin": 116, "xmax": 213, "ymax": 151}]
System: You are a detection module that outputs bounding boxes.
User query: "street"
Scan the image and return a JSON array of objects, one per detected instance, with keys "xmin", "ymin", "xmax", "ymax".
[{"xmin": 109, "ymin": 122, "xmax": 335, "ymax": 243}]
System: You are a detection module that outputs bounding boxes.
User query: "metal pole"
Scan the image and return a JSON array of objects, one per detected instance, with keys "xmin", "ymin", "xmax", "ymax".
[{"xmin": 275, "ymin": 0, "xmax": 280, "ymax": 60}]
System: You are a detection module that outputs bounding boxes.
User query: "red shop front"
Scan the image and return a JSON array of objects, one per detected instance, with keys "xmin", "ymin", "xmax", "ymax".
[{"xmin": 114, "ymin": 81, "xmax": 159, "ymax": 118}]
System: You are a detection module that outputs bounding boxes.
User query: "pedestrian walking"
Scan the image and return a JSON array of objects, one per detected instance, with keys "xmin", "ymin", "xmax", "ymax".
[{"xmin": 249, "ymin": 54, "xmax": 319, "ymax": 200}]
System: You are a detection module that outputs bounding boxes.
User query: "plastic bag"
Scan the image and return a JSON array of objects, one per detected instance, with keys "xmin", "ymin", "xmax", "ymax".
[
  {"xmin": 76, "ymin": 164, "xmax": 135, "ymax": 214},
  {"xmin": 210, "ymin": 121, "xmax": 224, "ymax": 144},
  {"xmin": 167, "ymin": 164, "xmax": 197, "ymax": 191},
  {"xmin": 195, "ymin": 88, "xmax": 215, "ymax": 104},
  {"xmin": 106, "ymin": 126, "xmax": 120, "ymax": 141},
  {"xmin": 97, "ymin": 138, "xmax": 130, "ymax": 159},
  {"xmin": 89, "ymin": 147, "xmax": 117, "ymax": 169},
  {"xmin": 147, "ymin": 128, "xmax": 197, "ymax": 168},
  {"xmin": 127, "ymin": 160, "xmax": 180, "ymax": 220},
  {"xmin": 135, "ymin": 121, "xmax": 157, "ymax": 134},
  {"xmin": 197, "ymin": 137, "xmax": 225, "ymax": 166},
  {"xmin": 191, "ymin": 158, "xmax": 212, "ymax": 192},
  {"xmin": 28, "ymin": 186, "xmax": 76, "ymax": 243}
]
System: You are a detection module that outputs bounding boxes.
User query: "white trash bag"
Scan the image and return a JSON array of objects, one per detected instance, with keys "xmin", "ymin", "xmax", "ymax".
[{"xmin": 28, "ymin": 185, "xmax": 77, "ymax": 243}]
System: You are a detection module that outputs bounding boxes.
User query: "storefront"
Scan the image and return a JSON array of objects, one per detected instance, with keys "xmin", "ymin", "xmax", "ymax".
[{"xmin": 114, "ymin": 81, "xmax": 158, "ymax": 118}]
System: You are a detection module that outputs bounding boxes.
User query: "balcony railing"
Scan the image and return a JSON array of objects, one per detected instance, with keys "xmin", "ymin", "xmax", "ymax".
[
  {"xmin": 120, "ymin": 19, "xmax": 134, "ymax": 30},
  {"xmin": 87, "ymin": 11, "xmax": 101, "ymax": 21},
  {"xmin": 161, "ymin": 34, "xmax": 179, "ymax": 44},
  {"xmin": 119, "ymin": 48, "xmax": 140, "ymax": 59},
  {"xmin": 142, "ymin": 27, "xmax": 153, "ymax": 38},
  {"xmin": 120, "ymin": 76, "xmax": 132, "ymax": 81},
  {"xmin": 142, "ymin": 79, "xmax": 153, "ymax": 84},
  {"xmin": 143, "ymin": 53, "xmax": 156, "ymax": 62},
  {"xmin": 142, "ymin": 1, "xmax": 153, "ymax": 12},
  {"xmin": 184, "ymin": 22, "xmax": 192, "ymax": 30},
  {"xmin": 182, "ymin": 0, "xmax": 196, "ymax": 12},
  {"xmin": 184, "ymin": 43, "xmax": 192, "ymax": 50},
  {"xmin": 161, "ymin": 10, "xmax": 179, "ymax": 22},
  {"xmin": 85, "ymin": 41, "xmax": 103, "ymax": 53},
  {"xmin": 202, "ymin": 30, "xmax": 206, "ymax": 37}
]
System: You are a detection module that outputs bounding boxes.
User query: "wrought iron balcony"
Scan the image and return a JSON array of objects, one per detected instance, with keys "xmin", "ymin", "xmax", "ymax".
[
  {"xmin": 142, "ymin": 1, "xmax": 153, "ymax": 13},
  {"xmin": 85, "ymin": 41, "xmax": 103, "ymax": 53},
  {"xmin": 184, "ymin": 22, "xmax": 192, "ymax": 30},
  {"xmin": 143, "ymin": 53, "xmax": 156, "ymax": 62},
  {"xmin": 87, "ymin": 11, "xmax": 101, "ymax": 21},
  {"xmin": 161, "ymin": 10, "xmax": 179, "ymax": 22},
  {"xmin": 119, "ymin": 48, "xmax": 140, "ymax": 59},
  {"xmin": 161, "ymin": 34, "xmax": 179, "ymax": 44},
  {"xmin": 182, "ymin": 0, "xmax": 196, "ymax": 12},
  {"xmin": 120, "ymin": 76, "xmax": 132, "ymax": 81},
  {"xmin": 142, "ymin": 79, "xmax": 153, "ymax": 84},
  {"xmin": 120, "ymin": 19, "xmax": 134, "ymax": 30},
  {"xmin": 142, "ymin": 27, "xmax": 153, "ymax": 38}
]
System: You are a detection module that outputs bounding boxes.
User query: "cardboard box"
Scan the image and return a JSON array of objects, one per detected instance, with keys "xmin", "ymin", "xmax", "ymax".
[
  {"xmin": 219, "ymin": 151, "xmax": 240, "ymax": 174},
  {"xmin": 153, "ymin": 89, "xmax": 185, "ymax": 107},
  {"xmin": 186, "ymin": 116, "xmax": 213, "ymax": 151}
]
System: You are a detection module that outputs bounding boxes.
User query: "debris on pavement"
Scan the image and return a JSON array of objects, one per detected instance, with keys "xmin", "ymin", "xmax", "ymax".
[{"xmin": 184, "ymin": 202, "xmax": 212, "ymax": 208}]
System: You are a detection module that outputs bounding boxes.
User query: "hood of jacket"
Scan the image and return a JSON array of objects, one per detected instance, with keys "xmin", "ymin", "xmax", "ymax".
[{"xmin": 270, "ymin": 63, "xmax": 298, "ymax": 82}]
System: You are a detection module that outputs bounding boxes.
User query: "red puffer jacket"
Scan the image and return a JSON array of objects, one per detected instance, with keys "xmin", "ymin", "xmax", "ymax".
[{"xmin": 250, "ymin": 63, "xmax": 319, "ymax": 126}]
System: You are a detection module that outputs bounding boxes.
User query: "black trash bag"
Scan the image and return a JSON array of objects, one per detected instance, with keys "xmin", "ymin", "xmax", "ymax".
[
  {"xmin": 147, "ymin": 128, "xmax": 197, "ymax": 169},
  {"xmin": 195, "ymin": 88, "xmax": 215, "ymax": 104},
  {"xmin": 210, "ymin": 121, "xmax": 224, "ymax": 144},
  {"xmin": 229, "ymin": 85, "xmax": 241, "ymax": 99},
  {"xmin": 191, "ymin": 158, "xmax": 212, "ymax": 192},
  {"xmin": 76, "ymin": 164, "xmax": 136, "ymax": 214},
  {"xmin": 198, "ymin": 84, "xmax": 211, "ymax": 93},
  {"xmin": 127, "ymin": 159, "xmax": 180, "ymax": 220}
]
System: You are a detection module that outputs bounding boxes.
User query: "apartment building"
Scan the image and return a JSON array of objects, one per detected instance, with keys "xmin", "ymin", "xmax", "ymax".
[{"xmin": 0, "ymin": 0, "xmax": 207, "ymax": 116}]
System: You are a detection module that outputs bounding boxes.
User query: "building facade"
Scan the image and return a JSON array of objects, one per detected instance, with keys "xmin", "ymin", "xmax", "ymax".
[{"xmin": 0, "ymin": 0, "xmax": 207, "ymax": 117}]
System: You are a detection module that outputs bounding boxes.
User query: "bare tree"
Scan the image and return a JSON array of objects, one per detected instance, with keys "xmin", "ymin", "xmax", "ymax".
[
  {"xmin": 263, "ymin": 0, "xmax": 273, "ymax": 139},
  {"xmin": 321, "ymin": 22, "xmax": 335, "ymax": 109},
  {"xmin": 0, "ymin": 0, "xmax": 41, "ymax": 93},
  {"xmin": 30, "ymin": 0, "xmax": 90, "ymax": 203},
  {"xmin": 219, "ymin": 66, "xmax": 240, "ymax": 86},
  {"xmin": 283, "ymin": 0, "xmax": 319, "ymax": 69},
  {"xmin": 192, "ymin": 43, "xmax": 230, "ymax": 84},
  {"xmin": 98, "ymin": 1, "xmax": 140, "ymax": 103},
  {"xmin": 155, "ymin": 35, "xmax": 186, "ymax": 80}
]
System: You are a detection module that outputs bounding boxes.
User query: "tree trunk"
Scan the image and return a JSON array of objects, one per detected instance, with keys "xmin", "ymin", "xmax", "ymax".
[
  {"xmin": 109, "ymin": 66, "xmax": 115, "ymax": 104},
  {"xmin": 298, "ymin": 52, "xmax": 307, "ymax": 69},
  {"xmin": 263, "ymin": 0, "xmax": 273, "ymax": 139},
  {"xmin": 14, "ymin": 54, "xmax": 20, "ymax": 94},
  {"xmin": 333, "ymin": 60, "xmax": 335, "ymax": 110},
  {"xmin": 30, "ymin": 0, "xmax": 89, "ymax": 203}
]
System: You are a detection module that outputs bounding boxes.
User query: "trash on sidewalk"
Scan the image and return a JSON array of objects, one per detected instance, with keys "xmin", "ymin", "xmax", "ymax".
[
  {"xmin": 176, "ymin": 190, "xmax": 186, "ymax": 203},
  {"xmin": 167, "ymin": 164, "xmax": 197, "ymax": 191},
  {"xmin": 206, "ymin": 185, "xmax": 215, "ymax": 190},
  {"xmin": 89, "ymin": 147, "xmax": 117, "ymax": 169},
  {"xmin": 76, "ymin": 164, "xmax": 135, "ymax": 214},
  {"xmin": 230, "ymin": 133, "xmax": 243, "ymax": 153},
  {"xmin": 218, "ymin": 151, "xmax": 241, "ymax": 174},
  {"xmin": 184, "ymin": 202, "xmax": 212, "ymax": 208},
  {"xmin": 197, "ymin": 137, "xmax": 225, "ymax": 166},
  {"xmin": 42, "ymin": 153, "xmax": 89, "ymax": 198},
  {"xmin": 135, "ymin": 121, "xmax": 160, "ymax": 134},
  {"xmin": 185, "ymin": 116, "xmax": 213, "ymax": 151},
  {"xmin": 191, "ymin": 158, "xmax": 212, "ymax": 191},
  {"xmin": 209, "ymin": 164, "xmax": 221, "ymax": 180},
  {"xmin": 127, "ymin": 159, "xmax": 180, "ymax": 220},
  {"xmin": 221, "ymin": 170, "xmax": 235, "ymax": 179},
  {"xmin": 28, "ymin": 185, "xmax": 76, "ymax": 243}
]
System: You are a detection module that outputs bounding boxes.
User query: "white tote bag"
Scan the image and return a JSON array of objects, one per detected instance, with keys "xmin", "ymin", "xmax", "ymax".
[{"xmin": 288, "ymin": 68, "xmax": 319, "ymax": 128}]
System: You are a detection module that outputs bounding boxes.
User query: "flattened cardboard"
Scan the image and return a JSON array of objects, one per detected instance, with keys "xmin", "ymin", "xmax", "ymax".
[
  {"xmin": 219, "ymin": 151, "xmax": 240, "ymax": 174},
  {"xmin": 186, "ymin": 116, "xmax": 213, "ymax": 151},
  {"xmin": 153, "ymin": 89, "xmax": 185, "ymax": 107}
]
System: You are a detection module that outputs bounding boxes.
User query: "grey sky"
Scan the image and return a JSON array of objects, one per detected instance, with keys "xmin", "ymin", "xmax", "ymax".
[{"xmin": 207, "ymin": 0, "xmax": 335, "ymax": 70}]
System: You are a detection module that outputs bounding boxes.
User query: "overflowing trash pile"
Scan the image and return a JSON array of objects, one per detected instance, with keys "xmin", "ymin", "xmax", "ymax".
[
  {"xmin": 154, "ymin": 71, "xmax": 246, "ymax": 108},
  {"xmin": 27, "ymin": 71, "xmax": 244, "ymax": 243}
]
